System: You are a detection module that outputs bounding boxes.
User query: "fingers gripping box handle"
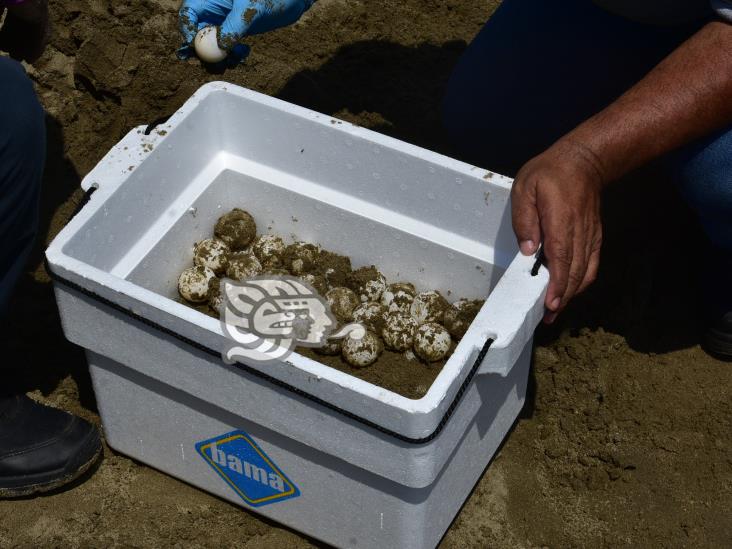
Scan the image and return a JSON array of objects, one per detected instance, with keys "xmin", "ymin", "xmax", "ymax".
[
  {"xmin": 80, "ymin": 125, "xmax": 151, "ymax": 192},
  {"xmin": 476, "ymin": 252, "xmax": 549, "ymax": 376}
]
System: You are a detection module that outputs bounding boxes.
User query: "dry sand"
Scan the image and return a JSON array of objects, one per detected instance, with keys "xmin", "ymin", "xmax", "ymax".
[{"xmin": 0, "ymin": 0, "xmax": 730, "ymax": 547}]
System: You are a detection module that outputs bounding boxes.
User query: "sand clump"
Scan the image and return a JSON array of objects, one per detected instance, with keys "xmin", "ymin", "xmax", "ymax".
[{"xmin": 214, "ymin": 208, "xmax": 256, "ymax": 250}]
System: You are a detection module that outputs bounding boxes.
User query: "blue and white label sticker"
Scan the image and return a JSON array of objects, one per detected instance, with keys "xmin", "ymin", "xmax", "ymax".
[{"xmin": 196, "ymin": 430, "xmax": 300, "ymax": 507}]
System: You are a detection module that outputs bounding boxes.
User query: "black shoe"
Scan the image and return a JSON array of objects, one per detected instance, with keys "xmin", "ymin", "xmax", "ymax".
[
  {"xmin": 701, "ymin": 248, "xmax": 732, "ymax": 361},
  {"xmin": 0, "ymin": 395, "xmax": 102, "ymax": 498}
]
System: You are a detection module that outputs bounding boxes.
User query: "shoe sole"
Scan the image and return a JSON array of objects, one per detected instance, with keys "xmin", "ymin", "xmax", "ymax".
[{"xmin": 0, "ymin": 442, "xmax": 102, "ymax": 499}]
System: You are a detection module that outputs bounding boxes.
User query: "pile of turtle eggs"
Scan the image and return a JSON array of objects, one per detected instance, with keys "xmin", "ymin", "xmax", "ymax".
[{"xmin": 178, "ymin": 208, "xmax": 484, "ymax": 369}]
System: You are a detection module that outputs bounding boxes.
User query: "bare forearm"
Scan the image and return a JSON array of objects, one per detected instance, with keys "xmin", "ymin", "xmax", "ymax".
[{"xmin": 561, "ymin": 20, "xmax": 732, "ymax": 184}]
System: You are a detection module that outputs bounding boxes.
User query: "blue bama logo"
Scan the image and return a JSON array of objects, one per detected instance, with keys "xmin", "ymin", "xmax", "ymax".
[{"xmin": 196, "ymin": 430, "xmax": 300, "ymax": 507}]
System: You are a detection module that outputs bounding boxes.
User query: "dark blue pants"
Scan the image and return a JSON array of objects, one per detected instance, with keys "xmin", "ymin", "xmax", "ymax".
[
  {"xmin": 444, "ymin": 0, "xmax": 732, "ymax": 253},
  {"xmin": 0, "ymin": 57, "xmax": 45, "ymax": 316}
]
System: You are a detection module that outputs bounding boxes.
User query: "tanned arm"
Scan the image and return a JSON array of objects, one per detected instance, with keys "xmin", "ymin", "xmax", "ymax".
[{"xmin": 510, "ymin": 20, "xmax": 732, "ymax": 322}]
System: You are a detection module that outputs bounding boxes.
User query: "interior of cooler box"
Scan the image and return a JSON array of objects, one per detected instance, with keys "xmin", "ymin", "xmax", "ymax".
[
  {"xmin": 123, "ymin": 166, "xmax": 507, "ymax": 301},
  {"xmin": 60, "ymin": 87, "xmax": 519, "ymax": 307}
]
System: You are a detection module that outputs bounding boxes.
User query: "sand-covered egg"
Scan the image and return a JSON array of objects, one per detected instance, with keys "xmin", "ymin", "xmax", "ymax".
[
  {"xmin": 178, "ymin": 265, "xmax": 216, "ymax": 303},
  {"xmin": 193, "ymin": 26, "xmax": 227, "ymax": 64},
  {"xmin": 262, "ymin": 267, "xmax": 289, "ymax": 277},
  {"xmin": 410, "ymin": 290, "xmax": 449, "ymax": 324},
  {"xmin": 444, "ymin": 299, "xmax": 483, "ymax": 339},
  {"xmin": 413, "ymin": 322, "xmax": 452, "ymax": 362},
  {"xmin": 381, "ymin": 312, "xmax": 417, "ymax": 352},
  {"xmin": 282, "ymin": 242, "xmax": 320, "ymax": 275},
  {"xmin": 352, "ymin": 302, "xmax": 387, "ymax": 334},
  {"xmin": 252, "ymin": 234, "xmax": 286, "ymax": 262},
  {"xmin": 326, "ymin": 287, "xmax": 360, "ymax": 322},
  {"xmin": 207, "ymin": 277, "xmax": 224, "ymax": 313},
  {"xmin": 226, "ymin": 252, "xmax": 262, "ymax": 281},
  {"xmin": 347, "ymin": 266, "xmax": 387, "ymax": 303},
  {"xmin": 316, "ymin": 250, "xmax": 352, "ymax": 288},
  {"xmin": 341, "ymin": 330, "xmax": 383, "ymax": 368},
  {"xmin": 301, "ymin": 273, "xmax": 328, "ymax": 295},
  {"xmin": 214, "ymin": 208, "xmax": 257, "ymax": 250},
  {"xmin": 381, "ymin": 282, "xmax": 416, "ymax": 315},
  {"xmin": 193, "ymin": 238, "xmax": 230, "ymax": 275}
]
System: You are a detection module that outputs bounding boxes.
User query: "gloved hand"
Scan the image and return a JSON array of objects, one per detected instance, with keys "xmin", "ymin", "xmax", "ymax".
[{"xmin": 178, "ymin": 0, "xmax": 315, "ymax": 60}]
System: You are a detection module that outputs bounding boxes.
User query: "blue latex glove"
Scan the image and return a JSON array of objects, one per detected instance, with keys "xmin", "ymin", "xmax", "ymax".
[{"xmin": 178, "ymin": 0, "xmax": 314, "ymax": 60}]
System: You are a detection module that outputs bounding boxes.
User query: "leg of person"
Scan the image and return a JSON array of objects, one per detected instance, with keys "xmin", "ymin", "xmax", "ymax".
[
  {"xmin": 0, "ymin": 57, "xmax": 102, "ymax": 498},
  {"xmin": 443, "ymin": 0, "xmax": 706, "ymax": 176},
  {"xmin": 668, "ymin": 126, "xmax": 732, "ymax": 359},
  {"xmin": 0, "ymin": 57, "xmax": 44, "ymax": 316}
]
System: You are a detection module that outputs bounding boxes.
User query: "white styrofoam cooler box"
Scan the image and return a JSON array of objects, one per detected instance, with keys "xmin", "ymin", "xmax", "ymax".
[{"xmin": 46, "ymin": 82, "xmax": 548, "ymax": 548}]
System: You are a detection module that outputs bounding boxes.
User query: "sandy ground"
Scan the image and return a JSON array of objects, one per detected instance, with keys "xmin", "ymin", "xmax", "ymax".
[{"xmin": 1, "ymin": 0, "xmax": 731, "ymax": 547}]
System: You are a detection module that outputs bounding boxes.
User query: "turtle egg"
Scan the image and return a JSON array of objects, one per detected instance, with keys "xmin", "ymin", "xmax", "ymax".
[
  {"xmin": 214, "ymin": 208, "xmax": 257, "ymax": 251},
  {"xmin": 178, "ymin": 265, "xmax": 216, "ymax": 303},
  {"xmin": 193, "ymin": 238, "xmax": 230, "ymax": 275},
  {"xmin": 381, "ymin": 282, "xmax": 416, "ymax": 315},
  {"xmin": 301, "ymin": 273, "xmax": 328, "ymax": 295},
  {"xmin": 341, "ymin": 330, "xmax": 383, "ymax": 368},
  {"xmin": 326, "ymin": 287, "xmax": 360, "ymax": 322},
  {"xmin": 413, "ymin": 322, "xmax": 452, "ymax": 362},
  {"xmin": 410, "ymin": 290, "xmax": 449, "ymax": 324},
  {"xmin": 352, "ymin": 302, "xmax": 387, "ymax": 334},
  {"xmin": 347, "ymin": 266, "xmax": 387, "ymax": 303},
  {"xmin": 194, "ymin": 26, "xmax": 227, "ymax": 64},
  {"xmin": 381, "ymin": 312, "xmax": 417, "ymax": 352},
  {"xmin": 443, "ymin": 299, "xmax": 483, "ymax": 339},
  {"xmin": 252, "ymin": 234, "xmax": 286, "ymax": 263},
  {"xmin": 283, "ymin": 242, "xmax": 320, "ymax": 275},
  {"xmin": 208, "ymin": 277, "xmax": 224, "ymax": 314},
  {"xmin": 226, "ymin": 253, "xmax": 262, "ymax": 281}
]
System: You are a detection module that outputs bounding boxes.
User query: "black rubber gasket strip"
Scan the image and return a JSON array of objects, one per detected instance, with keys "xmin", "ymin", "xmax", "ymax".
[{"xmin": 47, "ymin": 186, "xmax": 494, "ymax": 445}]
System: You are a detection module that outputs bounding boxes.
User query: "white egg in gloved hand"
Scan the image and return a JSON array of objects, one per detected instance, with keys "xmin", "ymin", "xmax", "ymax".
[
  {"xmin": 413, "ymin": 322, "xmax": 452, "ymax": 362},
  {"xmin": 194, "ymin": 26, "xmax": 227, "ymax": 64},
  {"xmin": 178, "ymin": 265, "xmax": 216, "ymax": 303},
  {"xmin": 341, "ymin": 330, "xmax": 383, "ymax": 368}
]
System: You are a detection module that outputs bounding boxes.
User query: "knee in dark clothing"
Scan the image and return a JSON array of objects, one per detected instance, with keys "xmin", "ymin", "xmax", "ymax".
[
  {"xmin": 670, "ymin": 126, "xmax": 732, "ymax": 253},
  {"xmin": 0, "ymin": 57, "xmax": 46, "ymax": 316},
  {"xmin": 0, "ymin": 56, "xmax": 46, "ymax": 181}
]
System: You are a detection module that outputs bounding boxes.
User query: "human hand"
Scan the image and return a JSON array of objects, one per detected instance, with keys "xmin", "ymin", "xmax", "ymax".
[
  {"xmin": 178, "ymin": 0, "xmax": 314, "ymax": 56},
  {"xmin": 0, "ymin": 0, "xmax": 50, "ymax": 63},
  {"xmin": 510, "ymin": 139, "xmax": 605, "ymax": 323}
]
